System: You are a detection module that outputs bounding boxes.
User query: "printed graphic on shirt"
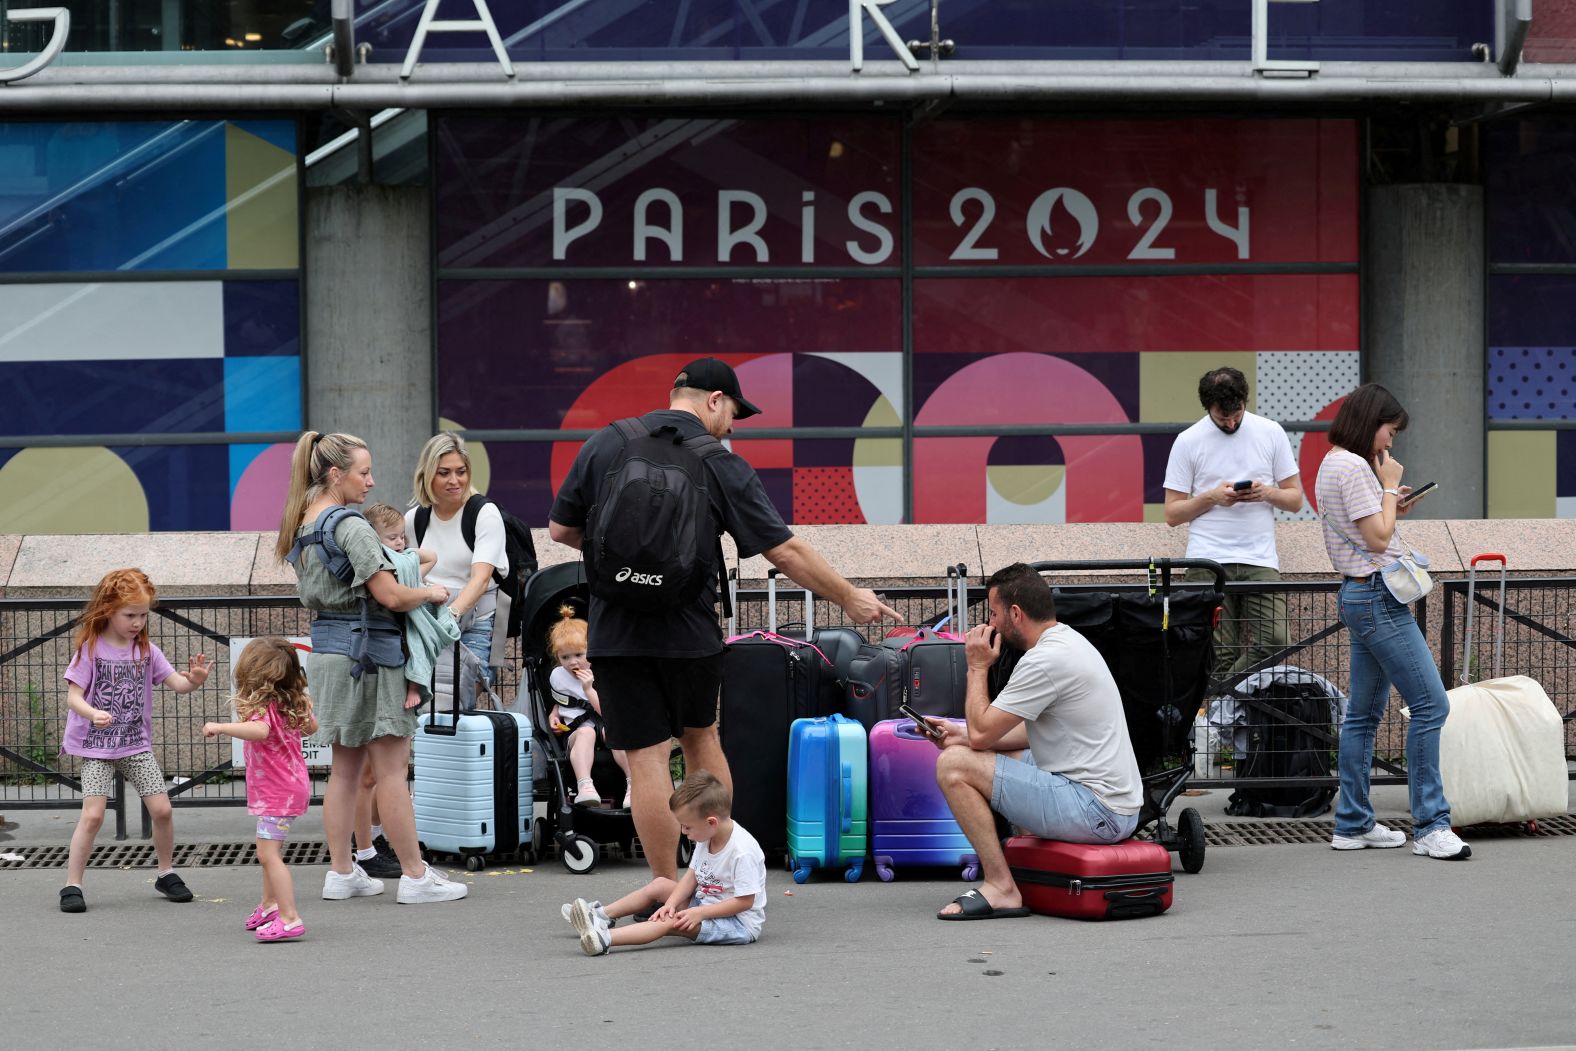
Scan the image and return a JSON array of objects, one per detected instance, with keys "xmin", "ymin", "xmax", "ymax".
[{"xmin": 81, "ymin": 654, "xmax": 149, "ymax": 752}]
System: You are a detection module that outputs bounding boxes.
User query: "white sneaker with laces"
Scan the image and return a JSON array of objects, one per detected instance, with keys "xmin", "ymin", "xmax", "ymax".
[
  {"xmin": 574, "ymin": 778, "xmax": 601, "ymax": 808},
  {"xmin": 565, "ymin": 897, "xmax": 609, "ymax": 934},
  {"xmin": 397, "ymin": 862, "xmax": 470, "ymax": 903},
  {"xmin": 322, "ymin": 863, "xmax": 385, "ymax": 899},
  {"xmin": 1330, "ymin": 822, "xmax": 1407, "ymax": 850},
  {"xmin": 1412, "ymin": 826, "xmax": 1472, "ymax": 860}
]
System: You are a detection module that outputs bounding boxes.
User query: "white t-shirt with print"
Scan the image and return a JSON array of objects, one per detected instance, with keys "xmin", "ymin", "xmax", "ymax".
[
  {"xmin": 688, "ymin": 820, "xmax": 767, "ymax": 940},
  {"xmin": 405, "ymin": 501, "xmax": 508, "ymax": 619},
  {"xmin": 1163, "ymin": 411, "xmax": 1298, "ymax": 570},
  {"xmin": 990, "ymin": 623, "xmax": 1144, "ymax": 815}
]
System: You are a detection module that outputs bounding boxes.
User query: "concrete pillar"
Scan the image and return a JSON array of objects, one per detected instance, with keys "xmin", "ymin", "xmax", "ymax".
[
  {"xmin": 305, "ymin": 184, "xmax": 432, "ymax": 507},
  {"xmin": 1364, "ymin": 184, "xmax": 1485, "ymax": 518}
]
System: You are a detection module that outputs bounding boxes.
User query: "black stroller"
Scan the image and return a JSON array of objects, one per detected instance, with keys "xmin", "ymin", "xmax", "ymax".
[
  {"xmin": 995, "ymin": 559, "xmax": 1223, "ymax": 874},
  {"xmin": 518, "ymin": 562, "xmax": 638, "ymax": 874}
]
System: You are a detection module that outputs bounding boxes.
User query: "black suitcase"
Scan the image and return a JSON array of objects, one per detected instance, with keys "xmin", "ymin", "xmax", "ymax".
[{"xmin": 720, "ymin": 573, "xmax": 842, "ymax": 863}]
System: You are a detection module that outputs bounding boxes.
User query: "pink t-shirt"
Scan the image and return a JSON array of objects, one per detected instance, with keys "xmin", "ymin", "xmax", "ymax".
[
  {"xmin": 62, "ymin": 639, "xmax": 176, "ymax": 760},
  {"xmin": 1315, "ymin": 449, "xmax": 1405, "ymax": 576},
  {"xmin": 243, "ymin": 701, "xmax": 310, "ymax": 817}
]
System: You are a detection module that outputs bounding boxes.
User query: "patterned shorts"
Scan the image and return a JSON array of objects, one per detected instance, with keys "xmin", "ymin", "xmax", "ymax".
[
  {"xmin": 255, "ymin": 815, "xmax": 294, "ymax": 841},
  {"xmin": 79, "ymin": 752, "xmax": 167, "ymax": 798}
]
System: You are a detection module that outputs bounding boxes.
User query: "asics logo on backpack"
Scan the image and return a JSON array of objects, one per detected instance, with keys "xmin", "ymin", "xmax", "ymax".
[{"xmin": 614, "ymin": 567, "xmax": 664, "ymax": 586}]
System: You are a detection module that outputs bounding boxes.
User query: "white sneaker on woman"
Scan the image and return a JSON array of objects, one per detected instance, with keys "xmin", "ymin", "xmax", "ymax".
[
  {"xmin": 1330, "ymin": 822, "xmax": 1407, "ymax": 850},
  {"xmin": 322, "ymin": 863, "xmax": 384, "ymax": 899},
  {"xmin": 1412, "ymin": 827, "xmax": 1472, "ymax": 860},
  {"xmin": 397, "ymin": 862, "xmax": 469, "ymax": 903}
]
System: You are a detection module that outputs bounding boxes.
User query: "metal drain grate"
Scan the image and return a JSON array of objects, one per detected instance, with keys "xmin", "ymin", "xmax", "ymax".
[{"xmin": 3, "ymin": 816, "xmax": 1574, "ymax": 869}]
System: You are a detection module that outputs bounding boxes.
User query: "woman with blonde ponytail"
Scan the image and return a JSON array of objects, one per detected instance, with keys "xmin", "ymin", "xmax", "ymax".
[{"xmin": 279, "ymin": 430, "xmax": 468, "ymax": 904}]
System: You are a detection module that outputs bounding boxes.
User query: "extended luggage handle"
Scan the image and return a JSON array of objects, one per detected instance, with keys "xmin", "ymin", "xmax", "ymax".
[
  {"xmin": 1461, "ymin": 553, "xmax": 1508, "ymax": 685},
  {"xmin": 423, "ymin": 642, "xmax": 464, "ymax": 737},
  {"xmin": 766, "ymin": 567, "xmax": 813, "ymax": 636},
  {"xmin": 946, "ymin": 563, "xmax": 970, "ymax": 635}
]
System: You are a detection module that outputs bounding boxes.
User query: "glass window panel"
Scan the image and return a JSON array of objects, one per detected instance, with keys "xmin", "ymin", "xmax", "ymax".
[
  {"xmin": 435, "ymin": 115, "xmax": 900, "ymax": 270},
  {"xmin": 437, "ymin": 277, "xmax": 901, "ymax": 431},
  {"xmin": 912, "ymin": 119, "xmax": 1357, "ymax": 268},
  {"xmin": 1487, "ymin": 121, "xmax": 1576, "ymax": 266},
  {"xmin": 0, "ymin": 120, "xmax": 298, "ymax": 274}
]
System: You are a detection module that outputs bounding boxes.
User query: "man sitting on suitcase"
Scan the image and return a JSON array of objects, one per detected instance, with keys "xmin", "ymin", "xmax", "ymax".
[{"xmin": 925, "ymin": 562, "xmax": 1144, "ymax": 920}]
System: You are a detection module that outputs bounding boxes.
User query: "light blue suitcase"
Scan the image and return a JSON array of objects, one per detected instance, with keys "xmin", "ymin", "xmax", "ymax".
[
  {"xmin": 414, "ymin": 706, "xmax": 532, "ymax": 872},
  {"xmin": 787, "ymin": 713, "xmax": 867, "ymax": 883}
]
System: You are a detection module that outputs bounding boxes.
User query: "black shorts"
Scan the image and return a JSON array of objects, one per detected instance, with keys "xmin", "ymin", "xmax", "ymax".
[{"xmin": 591, "ymin": 654, "xmax": 723, "ymax": 751}]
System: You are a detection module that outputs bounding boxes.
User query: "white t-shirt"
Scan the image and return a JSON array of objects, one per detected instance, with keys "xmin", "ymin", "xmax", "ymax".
[
  {"xmin": 405, "ymin": 501, "xmax": 509, "ymax": 619},
  {"xmin": 688, "ymin": 821, "xmax": 767, "ymax": 940},
  {"xmin": 548, "ymin": 664, "xmax": 590, "ymax": 721},
  {"xmin": 990, "ymin": 624, "xmax": 1143, "ymax": 816},
  {"xmin": 1163, "ymin": 411, "xmax": 1298, "ymax": 570}
]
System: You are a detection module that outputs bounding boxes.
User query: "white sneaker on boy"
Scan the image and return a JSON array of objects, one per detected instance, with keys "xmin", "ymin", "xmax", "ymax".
[
  {"xmin": 565, "ymin": 897, "xmax": 610, "ymax": 934},
  {"xmin": 1330, "ymin": 822, "xmax": 1407, "ymax": 850},
  {"xmin": 579, "ymin": 919, "xmax": 611, "ymax": 957},
  {"xmin": 397, "ymin": 862, "xmax": 470, "ymax": 903},
  {"xmin": 322, "ymin": 863, "xmax": 385, "ymax": 899},
  {"xmin": 1412, "ymin": 826, "xmax": 1472, "ymax": 860}
]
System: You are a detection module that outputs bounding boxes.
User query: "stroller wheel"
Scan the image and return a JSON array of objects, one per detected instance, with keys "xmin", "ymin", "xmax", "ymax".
[
  {"xmin": 1178, "ymin": 807, "xmax": 1206, "ymax": 874},
  {"xmin": 561, "ymin": 835, "xmax": 598, "ymax": 875}
]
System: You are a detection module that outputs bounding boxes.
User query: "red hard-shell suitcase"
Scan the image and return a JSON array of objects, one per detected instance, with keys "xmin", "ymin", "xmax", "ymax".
[{"xmin": 1004, "ymin": 836, "xmax": 1174, "ymax": 920}]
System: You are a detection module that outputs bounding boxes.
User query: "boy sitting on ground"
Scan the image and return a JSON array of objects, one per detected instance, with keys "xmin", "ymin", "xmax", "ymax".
[{"xmin": 564, "ymin": 770, "xmax": 765, "ymax": 956}]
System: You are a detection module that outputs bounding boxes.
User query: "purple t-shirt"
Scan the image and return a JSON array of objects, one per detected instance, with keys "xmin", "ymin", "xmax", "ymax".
[
  {"xmin": 61, "ymin": 639, "xmax": 176, "ymax": 760},
  {"xmin": 243, "ymin": 702, "xmax": 309, "ymax": 818}
]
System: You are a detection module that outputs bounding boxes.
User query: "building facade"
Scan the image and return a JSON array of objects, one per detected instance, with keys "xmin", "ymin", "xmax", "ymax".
[{"xmin": 2, "ymin": 1, "xmax": 1574, "ymax": 532}]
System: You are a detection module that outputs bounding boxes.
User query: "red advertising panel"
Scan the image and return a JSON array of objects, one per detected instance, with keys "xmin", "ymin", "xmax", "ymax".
[{"xmin": 911, "ymin": 119, "xmax": 1357, "ymax": 267}]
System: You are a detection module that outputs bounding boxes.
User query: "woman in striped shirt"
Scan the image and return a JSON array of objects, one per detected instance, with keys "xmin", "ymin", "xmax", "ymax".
[{"xmin": 1315, "ymin": 384, "xmax": 1470, "ymax": 861}]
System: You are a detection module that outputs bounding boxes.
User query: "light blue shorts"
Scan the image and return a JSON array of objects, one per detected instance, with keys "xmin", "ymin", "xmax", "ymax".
[
  {"xmin": 991, "ymin": 753, "xmax": 1138, "ymax": 844},
  {"xmin": 690, "ymin": 896, "xmax": 757, "ymax": 945}
]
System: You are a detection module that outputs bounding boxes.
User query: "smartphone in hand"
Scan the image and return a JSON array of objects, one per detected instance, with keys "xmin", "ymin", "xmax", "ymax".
[
  {"xmin": 1398, "ymin": 481, "xmax": 1438, "ymax": 508},
  {"xmin": 898, "ymin": 703, "xmax": 945, "ymax": 743},
  {"xmin": 1232, "ymin": 479, "xmax": 1253, "ymax": 491}
]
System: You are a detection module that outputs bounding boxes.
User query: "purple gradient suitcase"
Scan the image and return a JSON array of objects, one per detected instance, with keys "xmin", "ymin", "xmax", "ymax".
[{"xmin": 868, "ymin": 718, "xmax": 979, "ymax": 882}]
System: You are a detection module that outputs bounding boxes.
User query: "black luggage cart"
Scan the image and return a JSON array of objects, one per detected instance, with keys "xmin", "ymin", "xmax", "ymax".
[{"xmin": 999, "ymin": 559, "xmax": 1224, "ymax": 874}]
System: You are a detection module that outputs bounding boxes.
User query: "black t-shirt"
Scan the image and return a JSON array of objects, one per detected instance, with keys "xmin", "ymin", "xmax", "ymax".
[{"xmin": 549, "ymin": 409, "xmax": 793, "ymax": 657}]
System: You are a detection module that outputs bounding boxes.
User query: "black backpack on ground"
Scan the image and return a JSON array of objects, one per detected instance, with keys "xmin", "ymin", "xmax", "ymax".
[
  {"xmin": 414, "ymin": 494, "xmax": 537, "ymax": 639},
  {"xmin": 584, "ymin": 417, "xmax": 729, "ymax": 613},
  {"xmin": 1225, "ymin": 679, "xmax": 1338, "ymax": 818}
]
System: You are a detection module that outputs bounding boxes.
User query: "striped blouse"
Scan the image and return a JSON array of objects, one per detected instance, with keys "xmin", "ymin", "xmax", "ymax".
[{"xmin": 1315, "ymin": 449, "xmax": 1404, "ymax": 577}]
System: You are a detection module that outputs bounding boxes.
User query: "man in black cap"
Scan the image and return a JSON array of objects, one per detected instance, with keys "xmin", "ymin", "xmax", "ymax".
[{"xmin": 549, "ymin": 357, "xmax": 898, "ymax": 883}]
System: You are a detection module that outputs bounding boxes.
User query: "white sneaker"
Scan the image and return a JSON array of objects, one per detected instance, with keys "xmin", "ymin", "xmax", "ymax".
[
  {"xmin": 1331, "ymin": 822, "xmax": 1407, "ymax": 850},
  {"xmin": 1412, "ymin": 827, "xmax": 1472, "ymax": 860},
  {"xmin": 574, "ymin": 779, "xmax": 601, "ymax": 808},
  {"xmin": 322, "ymin": 863, "xmax": 385, "ymax": 900},
  {"xmin": 564, "ymin": 897, "xmax": 609, "ymax": 934},
  {"xmin": 579, "ymin": 918, "xmax": 611, "ymax": 957},
  {"xmin": 397, "ymin": 862, "xmax": 470, "ymax": 903},
  {"xmin": 621, "ymin": 782, "xmax": 633, "ymax": 809}
]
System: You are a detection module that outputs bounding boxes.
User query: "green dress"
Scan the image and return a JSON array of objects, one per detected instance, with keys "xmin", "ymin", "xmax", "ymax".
[{"xmin": 295, "ymin": 513, "xmax": 416, "ymax": 748}]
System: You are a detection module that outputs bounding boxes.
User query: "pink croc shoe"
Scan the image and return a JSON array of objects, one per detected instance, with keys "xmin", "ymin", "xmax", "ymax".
[
  {"xmin": 254, "ymin": 916, "xmax": 306, "ymax": 942},
  {"xmin": 244, "ymin": 904, "xmax": 278, "ymax": 931}
]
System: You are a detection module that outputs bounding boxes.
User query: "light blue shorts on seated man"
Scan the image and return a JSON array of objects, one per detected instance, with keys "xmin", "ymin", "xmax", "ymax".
[
  {"xmin": 991, "ymin": 753, "xmax": 1139, "ymax": 844},
  {"xmin": 690, "ymin": 896, "xmax": 757, "ymax": 945}
]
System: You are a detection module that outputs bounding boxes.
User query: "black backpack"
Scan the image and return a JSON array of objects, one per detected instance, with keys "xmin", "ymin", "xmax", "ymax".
[
  {"xmin": 585, "ymin": 417, "xmax": 728, "ymax": 613},
  {"xmin": 414, "ymin": 494, "xmax": 537, "ymax": 639},
  {"xmin": 1225, "ymin": 679, "xmax": 1338, "ymax": 818}
]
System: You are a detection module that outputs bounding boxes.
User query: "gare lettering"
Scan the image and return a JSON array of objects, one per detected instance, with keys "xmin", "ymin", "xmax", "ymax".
[
  {"xmin": 553, "ymin": 187, "xmax": 895, "ymax": 265},
  {"xmin": 949, "ymin": 186, "xmax": 1251, "ymax": 262}
]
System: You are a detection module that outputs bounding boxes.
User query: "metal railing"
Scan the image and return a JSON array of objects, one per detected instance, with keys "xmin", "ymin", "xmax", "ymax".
[{"xmin": 5, "ymin": 574, "xmax": 1572, "ymax": 838}]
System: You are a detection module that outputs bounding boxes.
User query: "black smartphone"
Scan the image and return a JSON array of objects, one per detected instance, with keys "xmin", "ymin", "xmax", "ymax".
[
  {"xmin": 1398, "ymin": 481, "xmax": 1438, "ymax": 508},
  {"xmin": 898, "ymin": 703, "xmax": 945, "ymax": 742},
  {"xmin": 1233, "ymin": 479, "xmax": 1253, "ymax": 491}
]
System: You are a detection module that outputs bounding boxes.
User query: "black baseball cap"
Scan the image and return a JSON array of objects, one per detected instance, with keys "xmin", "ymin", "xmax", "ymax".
[{"xmin": 672, "ymin": 357, "xmax": 762, "ymax": 419}]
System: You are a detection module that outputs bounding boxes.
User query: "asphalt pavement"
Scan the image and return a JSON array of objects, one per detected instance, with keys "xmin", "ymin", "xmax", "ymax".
[{"xmin": 3, "ymin": 785, "xmax": 1574, "ymax": 1051}]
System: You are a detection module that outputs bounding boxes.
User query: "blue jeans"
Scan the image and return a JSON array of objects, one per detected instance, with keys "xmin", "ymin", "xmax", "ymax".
[
  {"xmin": 457, "ymin": 613, "xmax": 496, "ymax": 712},
  {"xmin": 1336, "ymin": 578, "xmax": 1452, "ymax": 837},
  {"xmin": 991, "ymin": 753, "xmax": 1139, "ymax": 844}
]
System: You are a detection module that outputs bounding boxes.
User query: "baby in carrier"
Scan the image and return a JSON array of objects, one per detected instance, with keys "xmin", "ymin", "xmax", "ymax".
[{"xmin": 547, "ymin": 606, "xmax": 631, "ymax": 808}]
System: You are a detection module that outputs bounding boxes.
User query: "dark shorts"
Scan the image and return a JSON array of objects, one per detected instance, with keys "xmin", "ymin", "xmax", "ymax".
[{"xmin": 591, "ymin": 654, "xmax": 723, "ymax": 751}]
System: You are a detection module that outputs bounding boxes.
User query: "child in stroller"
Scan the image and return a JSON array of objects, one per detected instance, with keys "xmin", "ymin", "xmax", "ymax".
[
  {"xmin": 521, "ymin": 563, "xmax": 640, "ymax": 874},
  {"xmin": 545, "ymin": 605, "xmax": 632, "ymax": 809}
]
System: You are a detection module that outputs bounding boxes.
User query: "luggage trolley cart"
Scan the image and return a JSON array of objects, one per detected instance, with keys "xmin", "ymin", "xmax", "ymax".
[{"xmin": 1019, "ymin": 559, "xmax": 1225, "ymax": 874}]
